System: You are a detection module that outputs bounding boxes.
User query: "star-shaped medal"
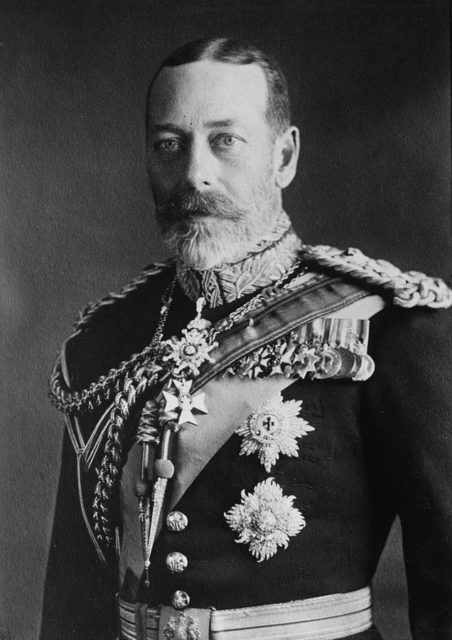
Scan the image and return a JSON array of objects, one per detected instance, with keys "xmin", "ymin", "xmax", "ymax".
[
  {"xmin": 236, "ymin": 393, "xmax": 314, "ymax": 472},
  {"xmin": 293, "ymin": 346, "xmax": 320, "ymax": 378},
  {"xmin": 162, "ymin": 380, "xmax": 207, "ymax": 426},
  {"xmin": 162, "ymin": 328, "xmax": 217, "ymax": 377},
  {"xmin": 224, "ymin": 477, "xmax": 306, "ymax": 562},
  {"xmin": 161, "ymin": 296, "xmax": 217, "ymax": 377},
  {"xmin": 269, "ymin": 339, "xmax": 298, "ymax": 376}
]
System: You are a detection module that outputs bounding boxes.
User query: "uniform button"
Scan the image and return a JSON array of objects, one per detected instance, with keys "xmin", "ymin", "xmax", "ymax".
[
  {"xmin": 171, "ymin": 590, "xmax": 190, "ymax": 610},
  {"xmin": 166, "ymin": 511, "xmax": 189, "ymax": 532},
  {"xmin": 166, "ymin": 552, "xmax": 188, "ymax": 573}
]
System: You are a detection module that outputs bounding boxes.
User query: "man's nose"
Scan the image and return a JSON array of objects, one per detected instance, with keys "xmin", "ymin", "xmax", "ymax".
[{"xmin": 183, "ymin": 141, "xmax": 214, "ymax": 190}]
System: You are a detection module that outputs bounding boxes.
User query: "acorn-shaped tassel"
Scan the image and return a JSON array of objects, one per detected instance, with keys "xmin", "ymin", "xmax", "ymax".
[{"xmin": 154, "ymin": 458, "xmax": 174, "ymax": 480}]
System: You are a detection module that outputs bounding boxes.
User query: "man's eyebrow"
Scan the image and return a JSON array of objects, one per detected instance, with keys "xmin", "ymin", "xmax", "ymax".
[
  {"xmin": 148, "ymin": 123, "xmax": 185, "ymax": 134},
  {"xmin": 148, "ymin": 119, "xmax": 243, "ymax": 133},
  {"xmin": 204, "ymin": 119, "xmax": 240, "ymax": 128}
]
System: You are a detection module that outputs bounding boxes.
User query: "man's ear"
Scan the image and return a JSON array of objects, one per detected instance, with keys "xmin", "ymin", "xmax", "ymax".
[{"xmin": 274, "ymin": 126, "xmax": 300, "ymax": 189}]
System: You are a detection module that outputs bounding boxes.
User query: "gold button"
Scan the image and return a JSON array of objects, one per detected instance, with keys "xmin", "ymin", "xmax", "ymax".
[
  {"xmin": 166, "ymin": 552, "xmax": 188, "ymax": 573},
  {"xmin": 166, "ymin": 511, "xmax": 189, "ymax": 532},
  {"xmin": 171, "ymin": 590, "xmax": 190, "ymax": 610}
]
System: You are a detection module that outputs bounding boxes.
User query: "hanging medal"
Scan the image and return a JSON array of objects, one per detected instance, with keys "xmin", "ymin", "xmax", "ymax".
[{"xmin": 161, "ymin": 296, "xmax": 217, "ymax": 377}]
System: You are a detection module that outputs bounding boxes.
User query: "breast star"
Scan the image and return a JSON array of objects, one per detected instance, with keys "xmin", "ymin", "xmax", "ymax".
[
  {"xmin": 236, "ymin": 393, "xmax": 315, "ymax": 471},
  {"xmin": 224, "ymin": 477, "xmax": 306, "ymax": 562}
]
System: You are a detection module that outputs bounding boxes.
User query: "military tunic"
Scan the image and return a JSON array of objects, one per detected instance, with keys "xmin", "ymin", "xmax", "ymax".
[{"xmin": 41, "ymin": 252, "xmax": 452, "ymax": 640}]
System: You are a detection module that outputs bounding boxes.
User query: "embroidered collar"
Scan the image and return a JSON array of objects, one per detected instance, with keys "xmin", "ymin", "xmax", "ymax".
[{"xmin": 176, "ymin": 211, "xmax": 302, "ymax": 308}]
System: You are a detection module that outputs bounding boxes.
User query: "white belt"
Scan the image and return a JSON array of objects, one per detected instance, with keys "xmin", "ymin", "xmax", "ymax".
[{"xmin": 119, "ymin": 586, "xmax": 372, "ymax": 640}]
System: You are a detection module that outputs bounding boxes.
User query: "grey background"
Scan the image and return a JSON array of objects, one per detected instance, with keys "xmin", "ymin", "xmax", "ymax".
[{"xmin": 0, "ymin": 1, "xmax": 450, "ymax": 638}]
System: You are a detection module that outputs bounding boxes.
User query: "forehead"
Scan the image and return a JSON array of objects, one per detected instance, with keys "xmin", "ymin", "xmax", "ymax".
[{"xmin": 148, "ymin": 60, "xmax": 269, "ymax": 128}]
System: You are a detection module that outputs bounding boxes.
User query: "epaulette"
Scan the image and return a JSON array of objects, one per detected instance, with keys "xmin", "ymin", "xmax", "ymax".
[{"xmin": 299, "ymin": 245, "xmax": 452, "ymax": 309}]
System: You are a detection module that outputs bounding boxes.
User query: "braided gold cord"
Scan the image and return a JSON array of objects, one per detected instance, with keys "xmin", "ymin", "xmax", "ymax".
[
  {"xmin": 137, "ymin": 400, "xmax": 161, "ymax": 446},
  {"xmin": 299, "ymin": 246, "xmax": 452, "ymax": 309},
  {"xmin": 93, "ymin": 365, "xmax": 164, "ymax": 546},
  {"xmin": 48, "ymin": 266, "xmax": 175, "ymax": 415},
  {"xmin": 49, "ymin": 344, "xmax": 161, "ymax": 414}
]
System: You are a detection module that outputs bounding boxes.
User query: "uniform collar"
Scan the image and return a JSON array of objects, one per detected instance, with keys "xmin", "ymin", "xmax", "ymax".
[{"xmin": 176, "ymin": 210, "xmax": 302, "ymax": 308}]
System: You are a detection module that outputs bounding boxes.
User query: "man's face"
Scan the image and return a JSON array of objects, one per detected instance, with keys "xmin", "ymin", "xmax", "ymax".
[{"xmin": 147, "ymin": 60, "xmax": 283, "ymax": 269}]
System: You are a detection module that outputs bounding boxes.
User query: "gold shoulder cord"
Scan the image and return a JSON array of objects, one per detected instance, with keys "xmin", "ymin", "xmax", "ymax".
[
  {"xmin": 299, "ymin": 245, "xmax": 452, "ymax": 309},
  {"xmin": 49, "ymin": 263, "xmax": 174, "ymax": 415}
]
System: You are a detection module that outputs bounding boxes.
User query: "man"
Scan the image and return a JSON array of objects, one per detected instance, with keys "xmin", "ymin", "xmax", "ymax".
[{"xmin": 42, "ymin": 38, "xmax": 452, "ymax": 640}]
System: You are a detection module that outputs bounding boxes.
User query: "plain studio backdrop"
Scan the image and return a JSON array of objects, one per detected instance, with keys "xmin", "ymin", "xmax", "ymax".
[{"xmin": 0, "ymin": 1, "xmax": 450, "ymax": 638}]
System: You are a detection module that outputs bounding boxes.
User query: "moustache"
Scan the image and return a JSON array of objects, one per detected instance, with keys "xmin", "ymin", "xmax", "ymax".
[{"xmin": 156, "ymin": 190, "xmax": 242, "ymax": 226}]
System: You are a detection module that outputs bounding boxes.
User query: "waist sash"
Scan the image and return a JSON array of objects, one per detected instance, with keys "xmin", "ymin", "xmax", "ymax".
[{"xmin": 119, "ymin": 586, "xmax": 372, "ymax": 640}]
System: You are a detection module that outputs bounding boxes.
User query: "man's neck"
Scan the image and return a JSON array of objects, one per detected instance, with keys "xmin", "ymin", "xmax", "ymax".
[{"xmin": 176, "ymin": 211, "xmax": 302, "ymax": 308}]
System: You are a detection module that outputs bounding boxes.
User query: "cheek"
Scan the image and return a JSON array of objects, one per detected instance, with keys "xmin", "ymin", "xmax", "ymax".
[
  {"xmin": 148, "ymin": 162, "xmax": 179, "ymax": 200},
  {"xmin": 222, "ymin": 149, "xmax": 265, "ymax": 182},
  {"xmin": 222, "ymin": 157, "xmax": 274, "ymax": 199}
]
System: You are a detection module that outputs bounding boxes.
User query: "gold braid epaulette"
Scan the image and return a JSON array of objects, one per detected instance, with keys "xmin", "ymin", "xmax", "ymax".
[
  {"xmin": 299, "ymin": 245, "xmax": 452, "ymax": 309},
  {"xmin": 48, "ymin": 262, "xmax": 172, "ymax": 415}
]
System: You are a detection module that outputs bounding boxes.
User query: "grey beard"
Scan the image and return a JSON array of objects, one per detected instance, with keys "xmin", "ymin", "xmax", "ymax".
[
  {"xmin": 161, "ymin": 214, "xmax": 263, "ymax": 270},
  {"xmin": 155, "ymin": 188, "xmax": 279, "ymax": 270}
]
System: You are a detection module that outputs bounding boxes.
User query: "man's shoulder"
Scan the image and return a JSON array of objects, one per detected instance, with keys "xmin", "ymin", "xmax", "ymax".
[
  {"xmin": 72, "ymin": 262, "xmax": 172, "ymax": 330},
  {"xmin": 369, "ymin": 301, "xmax": 451, "ymax": 367},
  {"xmin": 298, "ymin": 244, "xmax": 452, "ymax": 311},
  {"xmin": 61, "ymin": 261, "xmax": 174, "ymax": 392},
  {"xmin": 296, "ymin": 244, "xmax": 451, "ymax": 379}
]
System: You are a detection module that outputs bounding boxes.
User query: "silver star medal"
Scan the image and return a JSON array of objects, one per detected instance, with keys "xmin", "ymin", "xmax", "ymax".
[
  {"xmin": 162, "ymin": 297, "xmax": 218, "ymax": 377},
  {"xmin": 162, "ymin": 379, "xmax": 207, "ymax": 428},
  {"xmin": 293, "ymin": 346, "xmax": 320, "ymax": 378},
  {"xmin": 236, "ymin": 393, "xmax": 315, "ymax": 472},
  {"xmin": 224, "ymin": 477, "xmax": 306, "ymax": 562}
]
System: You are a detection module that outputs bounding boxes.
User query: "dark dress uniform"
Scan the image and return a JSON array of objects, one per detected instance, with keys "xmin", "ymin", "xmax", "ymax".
[{"xmin": 41, "ymin": 248, "xmax": 452, "ymax": 640}]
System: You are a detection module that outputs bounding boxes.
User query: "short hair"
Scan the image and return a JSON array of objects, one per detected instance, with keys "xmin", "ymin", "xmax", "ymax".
[{"xmin": 147, "ymin": 37, "xmax": 291, "ymax": 137}]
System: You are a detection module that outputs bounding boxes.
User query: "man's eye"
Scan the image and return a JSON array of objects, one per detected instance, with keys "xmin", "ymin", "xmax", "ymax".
[
  {"xmin": 154, "ymin": 139, "xmax": 181, "ymax": 152},
  {"xmin": 214, "ymin": 134, "xmax": 240, "ymax": 148}
]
